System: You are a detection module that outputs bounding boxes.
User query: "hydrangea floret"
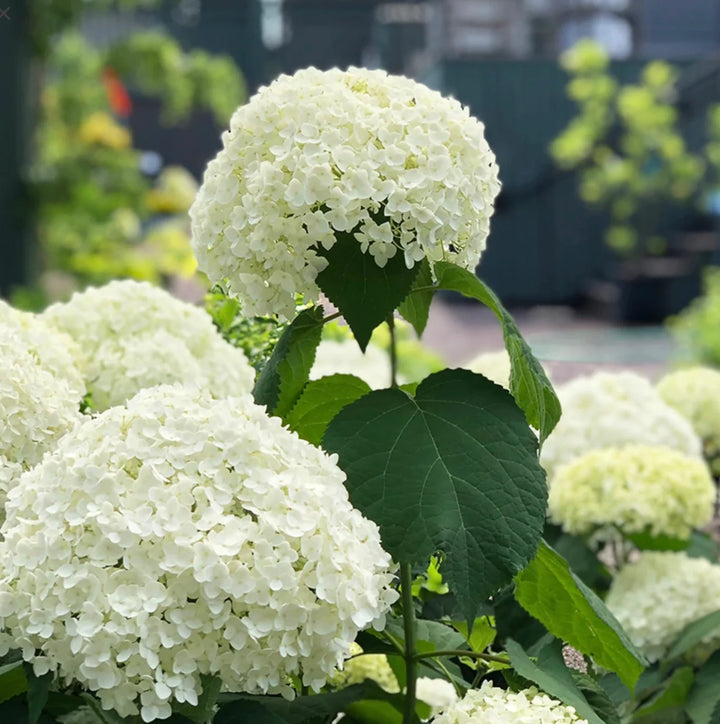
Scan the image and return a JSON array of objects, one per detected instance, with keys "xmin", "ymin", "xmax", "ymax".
[
  {"xmin": 540, "ymin": 371, "xmax": 702, "ymax": 480},
  {"xmin": 0, "ymin": 385, "xmax": 397, "ymax": 721},
  {"xmin": 606, "ymin": 551, "xmax": 720, "ymax": 663},
  {"xmin": 548, "ymin": 444, "xmax": 715, "ymax": 539},
  {"xmin": 0, "ymin": 322, "xmax": 82, "ymax": 509},
  {"xmin": 432, "ymin": 681, "xmax": 589, "ymax": 723},
  {"xmin": 0, "ymin": 299, "xmax": 85, "ymax": 401},
  {"xmin": 189, "ymin": 66, "xmax": 501, "ymax": 319},
  {"xmin": 657, "ymin": 366, "xmax": 720, "ymax": 474},
  {"xmin": 43, "ymin": 280, "xmax": 255, "ymax": 410}
]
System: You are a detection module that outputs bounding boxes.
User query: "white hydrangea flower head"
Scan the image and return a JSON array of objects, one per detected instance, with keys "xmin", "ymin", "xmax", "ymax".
[
  {"xmin": 0, "ymin": 385, "xmax": 398, "ymax": 721},
  {"xmin": 0, "ymin": 322, "xmax": 82, "ymax": 508},
  {"xmin": 190, "ymin": 66, "xmax": 501, "ymax": 319},
  {"xmin": 606, "ymin": 551, "xmax": 720, "ymax": 663},
  {"xmin": 657, "ymin": 367, "xmax": 720, "ymax": 474},
  {"xmin": 415, "ymin": 677, "xmax": 458, "ymax": 718},
  {"xmin": 540, "ymin": 371, "xmax": 702, "ymax": 481},
  {"xmin": 433, "ymin": 681, "xmax": 588, "ymax": 723},
  {"xmin": 548, "ymin": 445, "xmax": 715, "ymax": 539},
  {"xmin": 331, "ymin": 644, "xmax": 400, "ymax": 693},
  {"xmin": 43, "ymin": 280, "xmax": 254, "ymax": 410},
  {"xmin": 0, "ymin": 299, "xmax": 85, "ymax": 400}
]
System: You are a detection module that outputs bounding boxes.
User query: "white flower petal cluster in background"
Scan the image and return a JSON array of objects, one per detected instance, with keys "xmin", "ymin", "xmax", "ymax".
[
  {"xmin": 540, "ymin": 371, "xmax": 702, "ymax": 480},
  {"xmin": 0, "ymin": 322, "xmax": 82, "ymax": 510},
  {"xmin": 190, "ymin": 66, "xmax": 501, "ymax": 319},
  {"xmin": 548, "ymin": 445, "xmax": 715, "ymax": 539},
  {"xmin": 432, "ymin": 681, "xmax": 588, "ymax": 723},
  {"xmin": 464, "ymin": 349, "xmax": 513, "ymax": 389},
  {"xmin": 311, "ymin": 339, "xmax": 399, "ymax": 389},
  {"xmin": 0, "ymin": 386, "xmax": 397, "ymax": 721},
  {"xmin": 657, "ymin": 366, "xmax": 720, "ymax": 474},
  {"xmin": 606, "ymin": 551, "xmax": 720, "ymax": 663},
  {"xmin": 0, "ymin": 299, "xmax": 85, "ymax": 401},
  {"xmin": 44, "ymin": 280, "xmax": 255, "ymax": 410}
]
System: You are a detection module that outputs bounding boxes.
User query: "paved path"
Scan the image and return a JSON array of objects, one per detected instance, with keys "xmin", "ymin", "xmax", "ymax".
[{"xmin": 422, "ymin": 297, "xmax": 676, "ymax": 384}]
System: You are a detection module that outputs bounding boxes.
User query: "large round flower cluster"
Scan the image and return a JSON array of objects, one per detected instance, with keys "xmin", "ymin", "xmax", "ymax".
[
  {"xmin": 606, "ymin": 551, "xmax": 720, "ymax": 663},
  {"xmin": 43, "ymin": 280, "xmax": 255, "ymax": 410},
  {"xmin": 0, "ymin": 385, "xmax": 397, "ymax": 721},
  {"xmin": 657, "ymin": 366, "xmax": 720, "ymax": 474},
  {"xmin": 0, "ymin": 299, "xmax": 85, "ymax": 401},
  {"xmin": 548, "ymin": 445, "xmax": 715, "ymax": 539},
  {"xmin": 540, "ymin": 371, "xmax": 702, "ymax": 480},
  {"xmin": 432, "ymin": 682, "xmax": 588, "ymax": 723},
  {"xmin": 0, "ymin": 322, "xmax": 82, "ymax": 507},
  {"xmin": 190, "ymin": 66, "xmax": 501, "ymax": 319}
]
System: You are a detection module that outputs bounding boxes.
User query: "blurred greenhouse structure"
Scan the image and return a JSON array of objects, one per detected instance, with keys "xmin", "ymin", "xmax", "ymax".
[{"xmin": 3, "ymin": 0, "xmax": 720, "ymax": 319}]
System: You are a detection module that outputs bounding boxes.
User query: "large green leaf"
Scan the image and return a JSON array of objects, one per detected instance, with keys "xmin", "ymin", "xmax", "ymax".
[
  {"xmin": 215, "ymin": 683, "xmax": 405, "ymax": 724},
  {"xmin": 506, "ymin": 638, "xmax": 607, "ymax": 724},
  {"xmin": 285, "ymin": 374, "xmax": 371, "ymax": 446},
  {"xmin": 0, "ymin": 661, "xmax": 26, "ymax": 706},
  {"xmin": 323, "ymin": 368, "xmax": 547, "ymax": 623},
  {"xmin": 253, "ymin": 306, "xmax": 324, "ymax": 419},
  {"xmin": 571, "ymin": 671, "xmax": 622, "ymax": 724},
  {"xmin": 686, "ymin": 650, "xmax": 720, "ymax": 724},
  {"xmin": 398, "ymin": 259, "xmax": 434, "ymax": 337},
  {"xmin": 433, "ymin": 262, "xmax": 560, "ymax": 442},
  {"xmin": 24, "ymin": 664, "xmax": 52, "ymax": 724},
  {"xmin": 315, "ymin": 232, "xmax": 421, "ymax": 351},
  {"xmin": 514, "ymin": 540, "xmax": 646, "ymax": 689},
  {"xmin": 666, "ymin": 610, "xmax": 720, "ymax": 661}
]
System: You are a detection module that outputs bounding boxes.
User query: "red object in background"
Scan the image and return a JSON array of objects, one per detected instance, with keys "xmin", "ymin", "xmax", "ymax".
[{"xmin": 102, "ymin": 68, "xmax": 133, "ymax": 117}]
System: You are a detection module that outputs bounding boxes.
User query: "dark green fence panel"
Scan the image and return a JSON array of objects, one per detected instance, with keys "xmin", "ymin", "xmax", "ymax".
[
  {"xmin": 428, "ymin": 59, "xmax": 654, "ymax": 304},
  {"xmin": 0, "ymin": 1, "xmax": 34, "ymax": 297}
]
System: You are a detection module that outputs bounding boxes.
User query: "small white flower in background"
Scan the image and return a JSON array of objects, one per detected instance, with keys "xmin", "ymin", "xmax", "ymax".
[
  {"xmin": 0, "ymin": 322, "xmax": 82, "ymax": 512},
  {"xmin": 432, "ymin": 681, "xmax": 588, "ymax": 723},
  {"xmin": 606, "ymin": 551, "xmax": 720, "ymax": 663},
  {"xmin": 657, "ymin": 366, "xmax": 720, "ymax": 474},
  {"xmin": 190, "ymin": 66, "xmax": 501, "ymax": 320},
  {"xmin": 540, "ymin": 371, "xmax": 702, "ymax": 481},
  {"xmin": 0, "ymin": 299, "xmax": 85, "ymax": 401},
  {"xmin": 415, "ymin": 677, "xmax": 458, "ymax": 717},
  {"xmin": 548, "ymin": 444, "xmax": 715, "ymax": 540},
  {"xmin": 0, "ymin": 385, "xmax": 397, "ymax": 722},
  {"xmin": 43, "ymin": 280, "xmax": 255, "ymax": 410}
]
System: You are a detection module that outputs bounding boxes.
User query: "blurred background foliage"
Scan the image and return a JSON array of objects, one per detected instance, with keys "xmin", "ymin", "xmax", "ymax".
[
  {"xmin": 551, "ymin": 39, "xmax": 711, "ymax": 259},
  {"xmin": 16, "ymin": 0, "xmax": 246, "ymax": 309}
]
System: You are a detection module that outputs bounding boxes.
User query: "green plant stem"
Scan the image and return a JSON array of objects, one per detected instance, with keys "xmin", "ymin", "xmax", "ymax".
[
  {"xmin": 414, "ymin": 649, "xmax": 510, "ymax": 664},
  {"xmin": 321, "ymin": 310, "xmax": 342, "ymax": 324},
  {"xmin": 400, "ymin": 562, "xmax": 417, "ymax": 724},
  {"xmin": 387, "ymin": 314, "xmax": 398, "ymax": 389}
]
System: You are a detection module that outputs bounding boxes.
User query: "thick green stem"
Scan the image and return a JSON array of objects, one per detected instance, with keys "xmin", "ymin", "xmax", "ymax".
[
  {"xmin": 414, "ymin": 649, "xmax": 510, "ymax": 663},
  {"xmin": 400, "ymin": 562, "xmax": 417, "ymax": 724},
  {"xmin": 387, "ymin": 314, "xmax": 398, "ymax": 389}
]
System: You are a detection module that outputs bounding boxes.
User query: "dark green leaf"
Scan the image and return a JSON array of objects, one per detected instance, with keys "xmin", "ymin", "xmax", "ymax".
[
  {"xmin": 315, "ymin": 232, "xmax": 420, "ymax": 351},
  {"xmin": 173, "ymin": 675, "xmax": 222, "ymax": 723},
  {"xmin": 626, "ymin": 531, "xmax": 689, "ymax": 552},
  {"xmin": 285, "ymin": 374, "xmax": 371, "ymax": 446},
  {"xmin": 323, "ymin": 368, "xmax": 547, "ymax": 624},
  {"xmin": 514, "ymin": 540, "xmax": 647, "ymax": 689},
  {"xmin": 398, "ymin": 259, "xmax": 434, "ymax": 337},
  {"xmin": 434, "ymin": 262, "xmax": 560, "ymax": 442},
  {"xmin": 24, "ymin": 664, "xmax": 53, "ymax": 724},
  {"xmin": 215, "ymin": 682, "xmax": 402, "ymax": 724},
  {"xmin": 505, "ymin": 638, "xmax": 606, "ymax": 724},
  {"xmin": 571, "ymin": 671, "xmax": 623, "ymax": 724},
  {"xmin": 81, "ymin": 694, "xmax": 130, "ymax": 723},
  {"xmin": 687, "ymin": 651, "xmax": 720, "ymax": 723},
  {"xmin": 342, "ymin": 698, "xmax": 404, "ymax": 724},
  {"xmin": 0, "ymin": 661, "xmax": 26, "ymax": 706},
  {"xmin": 686, "ymin": 531, "xmax": 720, "ymax": 563},
  {"xmin": 551, "ymin": 532, "xmax": 612, "ymax": 591},
  {"xmin": 666, "ymin": 610, "xmax": 720, "ymax": 661},
  {"xmin": 632, "ymin": 667, "xmax": 694, "ymax": 723},
  {"xmin": 253, "ymin": 306, "xmax": 324, "ymax": 418}
]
